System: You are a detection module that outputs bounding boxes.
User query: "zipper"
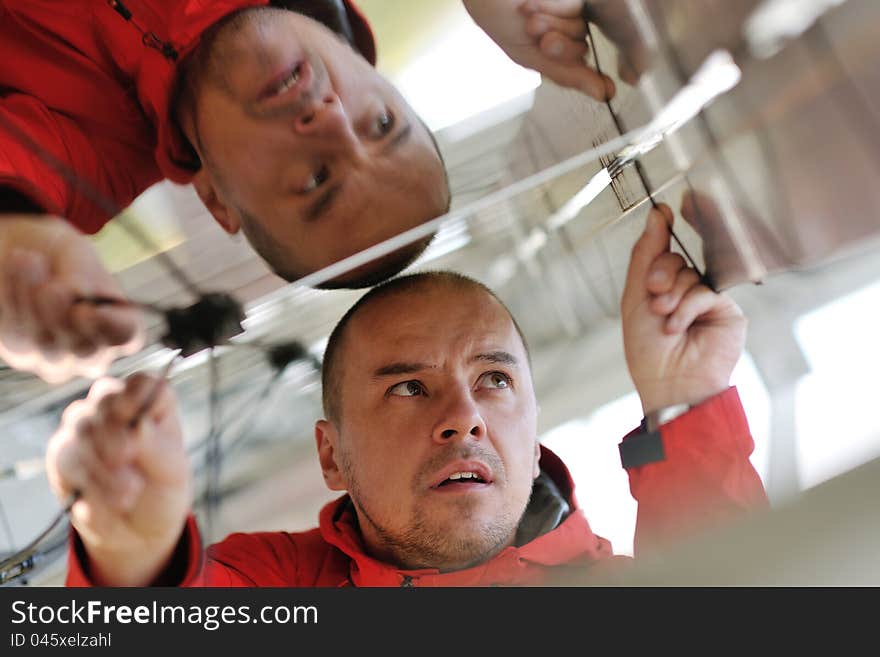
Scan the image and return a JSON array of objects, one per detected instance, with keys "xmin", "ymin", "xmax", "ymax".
[{"xmin": 106, "ymin": 0, "xmax": 179, "ymax": 61}]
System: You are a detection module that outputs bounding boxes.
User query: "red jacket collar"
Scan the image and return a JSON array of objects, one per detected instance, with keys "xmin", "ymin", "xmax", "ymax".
[{"xmin": 317, "ymin": 446, "xmax": 614, "ymax": 587}]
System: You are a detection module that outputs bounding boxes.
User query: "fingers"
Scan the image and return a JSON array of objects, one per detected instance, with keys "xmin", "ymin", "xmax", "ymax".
[
  {"xmin": 0, "ymin": 246, "xmax": 144, "ymax": 382},
  {"xmin": 539, "ymin": 30, "xmax": 590, "ymax": 61},
  {"xmin": 651, "ymin": 267, "xmax": 702, "ymax": 320},
  {"xmin": 47, "ymin": 396, "xmax": 144, "ymax": 513},
  {"xmin": 665, "ymin": 285, "xmax": 724, "ymax": 335},
  {"xmin": 5, "ymin": 249, "xmax": 50, "ymax": 338},
  {"xmin": 73, "ymin": 414, "xmax": 146, "ymax": 509},
  {"xmin": 536, "ymin": 56, "xmax": 616, "ymax": 100},
  {"xmin": 518, "ymin": 0, "xmax": 615, "ymax": 100},
  {"xmin": 48, "ymin": 375, "xmax": 165, "ymax": 514},
  {"xmin": 92, "ymin": 304, "xmax": 142, "ymax": 346},
  {"xmin": 646, "ymin": 252, "xmax": 688, "ymax": 295},
  {"xmin": 90, "ymin": 373, "xmax": 163, "ymax": 428},
  {"xmin": 33, "ymin": 282, "xmax": 79, "ymax": 356},
  {"xmin": 521, "ymin": 0, "xmax": 584, "ymax": 18},
  {"xmin": 622, "ymin": 204, "xmax": 674, "ymax": 309},
  {"xmin": 524, "ymin": 12, "xmax": 587, "ymax": 40}
]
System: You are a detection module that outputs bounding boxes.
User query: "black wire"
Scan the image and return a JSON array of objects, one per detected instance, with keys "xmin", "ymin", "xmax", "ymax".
[
  {"xmin": 0, "ymin": 353, "xmax": 179, "ymax": 584},
  {"xmin": 213, "ymin": 372, "xmax": 284, "ymax": 461},
  {"xmin": 648, "ymin": 7, "xmax": 795, "ymax": 285},
  {"xmin": 0, "ymin": 531, "xmax": 70, "ymax": 586},
  {"xmin": 0, "ymin": 492, "xmax": 77, "ymax": 580},
  {"xmin": 187, "ymin": 370, "xmax": 281, "ymax": 462},
  {"xmin": 585, "ymin": 22, "xmax": 712, "ymax": 288}
]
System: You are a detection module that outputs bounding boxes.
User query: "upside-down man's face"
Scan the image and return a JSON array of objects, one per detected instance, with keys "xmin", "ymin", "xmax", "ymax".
[{"xmin": 184, "ymin": 8, "xmax": 448, "ymax": 282}]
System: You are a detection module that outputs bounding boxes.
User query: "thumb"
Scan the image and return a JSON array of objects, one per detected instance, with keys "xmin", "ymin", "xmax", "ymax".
[{"xmin": 622, "ymin": 205, "xmax": 673, "ymax": 311}]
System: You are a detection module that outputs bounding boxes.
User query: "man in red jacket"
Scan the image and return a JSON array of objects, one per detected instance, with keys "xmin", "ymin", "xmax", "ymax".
[
  {"xmin": 47, "ymin": 203, "xmax": 767, "ymax": 587},
  {"xmin": 0, "ymin": 0, "xmax": 648, "ymax": 385}
]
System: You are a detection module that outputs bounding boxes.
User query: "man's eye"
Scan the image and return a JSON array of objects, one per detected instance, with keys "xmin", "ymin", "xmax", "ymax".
[
  {"xmin": 388, "ymin": 380, "xmax": 425, "ymax": 397},
  {"xmin": 373, "ymin": 110, "xmax": 395, "ymax": 138},
  {"xmin": 302, "ymin": 165, "xmax": 329, "ymax": 192},
  {"xmin": 477, "ymin": 372, "xmax": 512, "ymax": 390}
]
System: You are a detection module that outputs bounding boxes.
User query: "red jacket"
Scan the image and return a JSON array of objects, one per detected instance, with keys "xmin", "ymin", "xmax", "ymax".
[
  {"xmin": 67, "ymin": 387, "xmax": 768, "ymax": 587},
  {"xmin": 0, "ymin": 0, "xmax": 375, "ymax": 232}
]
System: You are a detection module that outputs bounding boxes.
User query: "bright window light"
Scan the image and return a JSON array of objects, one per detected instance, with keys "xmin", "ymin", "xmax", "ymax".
[
  {"xmin": 794, "ymin": 279, "xmax": 880, "ymax": 488},
  {"xmin": 539, "ymin": 352, "xmax": 770, "ymax": 557},
  {"xmin": 393, "ymin": 20, "xmax": 540, "ymax": 132},
  {"xmin": 540, "ymin": 393, "xmax": 642, "ymax": 556}
]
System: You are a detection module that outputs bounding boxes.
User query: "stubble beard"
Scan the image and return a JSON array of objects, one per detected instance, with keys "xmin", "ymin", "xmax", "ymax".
[{"xmin": 341, "ymin": 446, "xmax": 530, "ymax": 572}]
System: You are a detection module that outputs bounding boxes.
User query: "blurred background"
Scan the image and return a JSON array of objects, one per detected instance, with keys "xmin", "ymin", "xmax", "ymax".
[{"xmin": 2, "ymin": 0, "xmax": 879, "ymax": 585}]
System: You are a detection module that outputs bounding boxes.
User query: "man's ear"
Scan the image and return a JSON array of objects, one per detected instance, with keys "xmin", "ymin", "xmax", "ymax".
[
  {"xmin": 315, "ymin": 419, "xmax": 347, "ymax": 491},
  {"xmin": 191, "ymin": 169, "xmax": 241, "ymax": 235}
]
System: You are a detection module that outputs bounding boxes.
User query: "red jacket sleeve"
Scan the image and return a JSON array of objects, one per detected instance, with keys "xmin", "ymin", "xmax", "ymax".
[
  {"xmin": 0, "ymin": 94, "xmax": 157, "ymax": 233},
  {"xmin": 64, "ymin": 516, "xmax": 298, "ymax": 587},
  {"xmin": 622, "ymin": 387, "xmax": 769, "ymax": 556},
  {"xmin": 66, "ymin": 516, "xmax": 205, "ymax": 587}
]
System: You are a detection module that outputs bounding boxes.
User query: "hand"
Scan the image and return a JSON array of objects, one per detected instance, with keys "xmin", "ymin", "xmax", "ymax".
[
  {"xmin": 463, "ymin": 0, "xmax": 615, "ymax": 100},
  {"xmin": 621, "ymin": 204, "xmax": 746, "ymax": 414},
  {"xmin": 45, "ymin": 373, "xmax": 191, "ymax": 586},
  {"xmin": 463, "ymin": 0, "xmax": 652, "ymax": 100},
  {"xmin": 0, "ymin": 216, "xmax": 144, "ymax": 384}
]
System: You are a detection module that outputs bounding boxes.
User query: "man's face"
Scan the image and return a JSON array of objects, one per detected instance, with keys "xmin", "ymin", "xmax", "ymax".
[
  {"xmin": 321, "ymin": 285, "xmax": 541, "ymax": 572},
  {"xmin": 188, "ymin": 9, "xmax": 448, "ymax": 275}
]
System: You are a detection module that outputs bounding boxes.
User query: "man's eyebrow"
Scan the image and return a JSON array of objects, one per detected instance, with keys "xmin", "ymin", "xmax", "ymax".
[
  {"xmin": 372, "ymin": 362, "xmax": 432, "ymax": 378},
  {"xmin": 471, "ymin": 351, "xmax": 519, "ymax": 366},
  {"xmin": 305, "ymin": 183, "xmax": 343, "ymax": 222},
  {"xmin": 382, "ymin": 121, "xmax": 412, "ymax": 156}
]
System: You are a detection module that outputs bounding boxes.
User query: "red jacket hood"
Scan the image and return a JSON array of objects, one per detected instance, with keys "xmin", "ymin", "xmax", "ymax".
[{"xmin": 316, "ymin": 446, "xmax": 616, "ymax": 587}]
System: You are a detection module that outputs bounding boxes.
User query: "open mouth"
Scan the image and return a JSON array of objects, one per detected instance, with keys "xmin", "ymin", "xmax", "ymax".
[
  {"xmin": 432, "ymin": 470, "xmax": 492, "ymax": 491},
  {"xmin": 437, "ymin": 471, "xmax": 487, "ymax": 486},
  {"xmin": 258, "ymin": 60, "xmax": 313, "ymax": 107}
]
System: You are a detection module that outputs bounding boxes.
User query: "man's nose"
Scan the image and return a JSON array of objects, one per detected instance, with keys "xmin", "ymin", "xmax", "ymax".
[
  {"xmin": 293, "ymin": 93, "xmax": 358, "ymax": 147},
  {"xmin": 431, "ymin": 390, "xmax": 487, "ymax": 445}
]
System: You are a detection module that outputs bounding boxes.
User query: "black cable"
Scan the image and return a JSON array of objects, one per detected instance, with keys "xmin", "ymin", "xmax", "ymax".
[
  {"xmin": 0, "ymin": 492, "xmax": 77, "ymax": 582},
  {"xmin": 0, "ymin": 353, "xmax": 178, "ymax": 585},
  {"xmin": 585, "ymin": 22, "xmax": 711, "ymax": 289},
  {"xmin": 650, "ymin": 7, "xmax": 793, "ymax": 282},
  {"xmin": 187, "ymin": 371, "xmax": 280, "ymax": 461},
  {"xmin": 0, "ymin": 531, "xmax": 70, "ymax": 587}
]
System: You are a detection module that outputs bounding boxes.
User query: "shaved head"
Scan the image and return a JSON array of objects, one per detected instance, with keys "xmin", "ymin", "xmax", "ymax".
[{"xmin": 321, "ymin": 271, "xmax": 530, "ymax": 423}]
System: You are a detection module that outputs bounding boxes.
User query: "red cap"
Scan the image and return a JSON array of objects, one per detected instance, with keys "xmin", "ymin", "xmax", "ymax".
[{"xmin": 342, "ymin": 0, "xmax": 377, "ymax": 65}]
